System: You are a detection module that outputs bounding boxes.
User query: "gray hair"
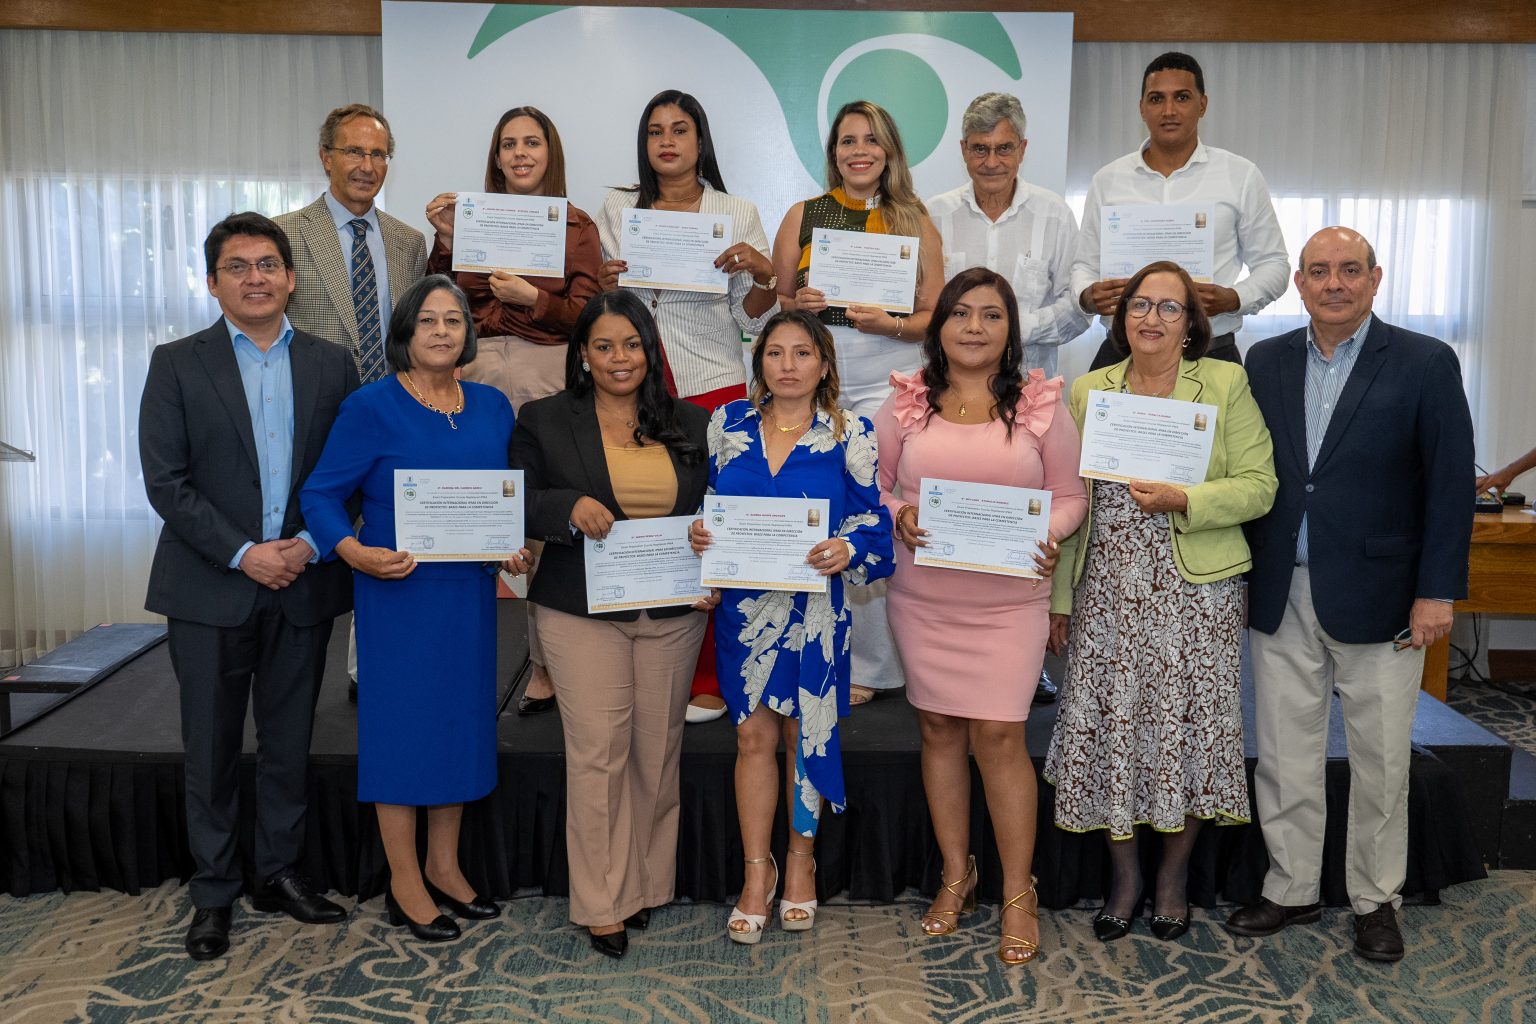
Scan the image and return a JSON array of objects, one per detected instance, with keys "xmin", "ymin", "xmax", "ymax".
[
  {"xmin": 1297, "ymin": 228, "xmax": 1378, "ymax": 272},
  {"xmin": 960, "ymin": 92, "xmax": 1027, "ymax": 140},
  {"xmin": 318, "ymin": 103, "xmax": 397, "ymax": 158}
]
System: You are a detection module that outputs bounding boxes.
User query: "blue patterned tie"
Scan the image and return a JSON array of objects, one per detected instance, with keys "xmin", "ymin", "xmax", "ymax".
[{"xmin": 349, "ymin": 218, "xmax": 385, "ymax": 383}]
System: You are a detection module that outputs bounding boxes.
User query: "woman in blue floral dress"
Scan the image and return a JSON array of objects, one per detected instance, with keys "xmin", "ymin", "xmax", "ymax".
[{"xmin": 689, "ymin": 310, "xmax": 893, "ymax": 943}]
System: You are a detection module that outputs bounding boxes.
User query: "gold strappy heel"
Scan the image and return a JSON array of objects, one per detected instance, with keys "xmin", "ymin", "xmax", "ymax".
[
  {"xmin": 999, "ymin": 878, "xmax": 1041, "ymax": 965},
  {"xmin": 921, "ymin": 854, "xmax": 977, "ymax": 936}
]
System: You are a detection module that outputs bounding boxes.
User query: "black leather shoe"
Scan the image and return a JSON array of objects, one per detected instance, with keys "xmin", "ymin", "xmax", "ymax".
[
  {"xmin": 385, "ymin": 891, "xmax": 460, "ymax": 942},
  {"xmin": 589, "ymin": 927, "xmax": 628, "ymax": 959},
  {"xmin": 1092, "ymin": 910, "xmax": 1132, "ymax": 941},
  {"xmin": 624, "ymin": 908, "xmax": 651, "ymax": 930},
  {"xmin": 1150, "ymin": 908, "xmax": 1190, "ymax": 941},
  {"xmin": 425, "ymin": 880, "xmax": 500, "ymax": 920},
  {"xmin": 250, "ymin": 871, "xmax": 346, "ymax": 924},
  {"xmin": 1223, "ymin": 898, "xmax": 1321, "ymax": 937},
  {"xmin": 348, "ymin": 678, "xmax": 358, "ymax": 704},
  {"xmin": 1353, "ymin": 905, "xmax": 1404, "ymax": 962},
  {"xmin": 1033, "ymin": 669, "xmax": 1059, "ymax": 705},
  {"xmin": 186, "ymin": 906, "xmax": 231, "ymax": 960},
  {"xmin": 518, "ymin": 693, "xmax": 556, "ymax": 715}
]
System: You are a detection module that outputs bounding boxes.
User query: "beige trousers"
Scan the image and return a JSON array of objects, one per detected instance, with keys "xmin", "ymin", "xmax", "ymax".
[
  {"xmin": 537, "ymin": 604, "xmax": 707, "ymax": 926},
  {"xmin": 1249, "ymin": 568, "xmax": 1424, "ymax": 915},
  {"xmin": 461, "ymin": 335, "xmax": 567, "ymax": 415}
]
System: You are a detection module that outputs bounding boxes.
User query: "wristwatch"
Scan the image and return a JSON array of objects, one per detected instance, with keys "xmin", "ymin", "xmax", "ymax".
[{"xmin": 752, "ymin": 273, "xmax": 778, "ymax": 291}]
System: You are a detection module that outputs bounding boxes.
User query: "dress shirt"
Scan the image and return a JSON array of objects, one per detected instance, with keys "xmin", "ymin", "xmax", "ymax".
[
  {"xmin": 323, "ymin": 191, "xmax": 392, "ymax": 323},
  {"xmin": 595, "ymin": 183, "xmax": 778, "ymax": 397},
  {"xmin": 1294, "ymin": 314, "xmax": 1371, "ymax": 565},
  {"xmin": 226, "ymin": 316, "xmax": 317, "ymax": 568},
  {"xmin": 1070, "ymin": 142, "xmax": 1289, "ymax": 338},
  {"xmin": 927, "ymin": 179, "xmax": 1088, "ymax": 377}
]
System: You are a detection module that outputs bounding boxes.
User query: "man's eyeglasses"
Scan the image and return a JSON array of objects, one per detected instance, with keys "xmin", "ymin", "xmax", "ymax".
[
  {"xmin": 966, "ymin": 142, "xmax": 1018, "ymax": 160},
  {"xmin": 326, "ymin": 146, "xmax": 391, "ymax": 164},
  {"xmin": 1126, "ymin": 297, "xmax": 1188, "ymax": 323},
  {"xmin": 217, "ymin": 258, "xmax": 286, "ymax": 278}
]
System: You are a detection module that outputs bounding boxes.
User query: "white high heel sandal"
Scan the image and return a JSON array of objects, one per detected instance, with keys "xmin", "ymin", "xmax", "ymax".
[
  {"xmin": 727, "ymin": 854, "xmax": 777, "ymax": 944},
  {"xmin": 778, "ymin": 849, "xmax": 817, "ymax": 932}
]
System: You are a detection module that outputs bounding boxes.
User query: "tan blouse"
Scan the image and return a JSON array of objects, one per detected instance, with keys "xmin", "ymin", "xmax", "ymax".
[{"xmin": 604, "ymin": 444, "xmax": 678, "ymax": 519}]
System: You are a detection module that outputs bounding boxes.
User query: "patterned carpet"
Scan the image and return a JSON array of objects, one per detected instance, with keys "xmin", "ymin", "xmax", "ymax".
[
  {"xmin": 3, "ymin": 874, "xmax": 1534, "ymax": 1022},
  {"xmin": 3, "ymin": 681, "xmax": 1534, "ymax": 1024}
]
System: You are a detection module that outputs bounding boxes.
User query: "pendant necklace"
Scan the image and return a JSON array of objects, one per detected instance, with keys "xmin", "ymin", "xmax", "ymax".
[{"xmin": 403, "ymin": 372, "xmax": 462, "ymax": 429}]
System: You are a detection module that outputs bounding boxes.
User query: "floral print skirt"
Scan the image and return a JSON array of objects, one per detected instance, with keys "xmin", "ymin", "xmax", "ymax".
[{"xmin": 1044, "ymin": 481, "xmax": 1250, "ymax": 837}]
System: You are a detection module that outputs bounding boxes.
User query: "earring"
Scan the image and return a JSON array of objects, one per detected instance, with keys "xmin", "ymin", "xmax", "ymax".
[
  {"xmin": 1181, "ymin": 337, "xmax": 1190, "ymax": 349},
  {"xmin": 581, "ymin": 360, "xmax": 591, "ymax": 371}
]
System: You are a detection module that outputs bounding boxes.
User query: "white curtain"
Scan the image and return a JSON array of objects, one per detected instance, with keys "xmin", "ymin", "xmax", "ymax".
[
  {"xmin": 1063, "ymin": 42, "xmax": 1528, "ymax": 468},
  {"xmin": 0, "ymin": 31, "xmax": 380, "ymax": 662}
]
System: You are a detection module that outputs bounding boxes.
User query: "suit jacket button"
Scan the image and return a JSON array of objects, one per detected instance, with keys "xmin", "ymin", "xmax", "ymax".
[{"xmin": 1305, "ymin": 483, "xmax": 1315, "ymax": 493}]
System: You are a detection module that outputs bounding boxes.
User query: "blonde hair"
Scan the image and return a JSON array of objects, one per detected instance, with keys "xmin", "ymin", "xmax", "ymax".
[
  {"xmin": 749, "ymin": 311, "xmax": 847, "ymax": 439},
  {"xmin": 825, "ymin": 100, "xmax": 930, "ymax": 278}
]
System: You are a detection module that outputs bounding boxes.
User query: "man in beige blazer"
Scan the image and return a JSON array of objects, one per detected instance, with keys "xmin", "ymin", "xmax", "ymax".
[
  {"xmin": 277, "ymin": 103, "xmax": 427, "ymax": 698},
  {"xmin": 277, "ymin": 103, "xmax": 427, "ymax": 383}
]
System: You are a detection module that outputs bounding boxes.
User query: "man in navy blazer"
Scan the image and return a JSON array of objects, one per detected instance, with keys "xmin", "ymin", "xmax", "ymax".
[
  {"xmin": 139, "ymin": 213, "xmax": 359, "ymax": 960},
  {"xmin": 1226, "ymin": 227, "xmax": 1473, "ymax": 961}
]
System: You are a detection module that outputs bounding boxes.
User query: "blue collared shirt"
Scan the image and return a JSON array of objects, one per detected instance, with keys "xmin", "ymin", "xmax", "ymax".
[
  {"xmin": 226, "ymin": 316, "xmax": 317, "ymax": 569},
  {"xmin": 323, "ymin": 190, "xmax": 392, "ymax": 320},
  {"xmin": 1295, "ymin": 314, "xmax": 1372, "ymax": 564}
]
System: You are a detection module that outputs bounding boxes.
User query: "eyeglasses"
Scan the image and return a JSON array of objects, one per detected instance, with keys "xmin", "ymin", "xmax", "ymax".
[
  {"xmin": 1391, "ymin": 627, "xmax": 1414, "ymax": 652},
  {"xmin": 966, "ymin": 142, "xmax": 1019, "ymax": 160},
  {"xmin": 217, "ymin": 257, "xmax": 285, "ymax": 278},
  {"xmin": 1126, "ymin": 297, "xmax": 1188, "ymax": 323},
  {"xmin": 326, "ymin": 146, "xmax": 390, "ymax": 164}
]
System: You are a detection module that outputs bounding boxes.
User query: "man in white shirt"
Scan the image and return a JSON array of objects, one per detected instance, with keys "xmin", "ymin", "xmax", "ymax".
[
  {"xmin": 928, "ymin": 92, "xmax": 1088, "ymax": 380},
  {"xmin": 927, "ymin": 92, "xmax": 1088, "ymax": 704},
  {"xmin": 1071, "ymin": 52, "xmax": 1289, "ymax": 369}
]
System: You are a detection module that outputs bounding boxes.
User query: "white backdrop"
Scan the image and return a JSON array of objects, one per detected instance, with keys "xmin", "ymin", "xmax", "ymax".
[{"xmin": 381, "ymin": 4, "xmax": 1073, "ymax": 239}]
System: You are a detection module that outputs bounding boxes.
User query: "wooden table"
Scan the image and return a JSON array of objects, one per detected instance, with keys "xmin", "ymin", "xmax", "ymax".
[{"xmin": 1422, "ymin": 506, "xmax": 1536, "ymax": 700}]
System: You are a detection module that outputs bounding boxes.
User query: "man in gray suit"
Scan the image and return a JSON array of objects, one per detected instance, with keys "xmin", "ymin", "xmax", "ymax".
[
  {"xmin": 140, "ymin": 212, "xmax": 359, "ymax": 960},
  {"xmin": 276, "ymin": 103, "xmax": 427, "ymax": 382},
  {"xmin": 277, "ymin": 103, "xmax": 426, "ymax": 697}
]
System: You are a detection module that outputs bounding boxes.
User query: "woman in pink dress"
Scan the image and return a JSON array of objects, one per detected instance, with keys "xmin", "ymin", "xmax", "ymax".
[{"xmin": 874, "ymin": 266, "xmax": 1087, "ymax": 965}]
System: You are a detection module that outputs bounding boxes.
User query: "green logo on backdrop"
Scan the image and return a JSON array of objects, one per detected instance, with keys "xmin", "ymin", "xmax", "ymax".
[{"xmin": 468, "ymin": 6, "xmax": 1021, "ymax": 182}]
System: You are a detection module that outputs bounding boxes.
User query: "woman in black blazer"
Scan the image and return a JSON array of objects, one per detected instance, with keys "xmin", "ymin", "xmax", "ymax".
[{"xmin": 511, "ymin": 290, "xmax": 714, "ymax": 960}]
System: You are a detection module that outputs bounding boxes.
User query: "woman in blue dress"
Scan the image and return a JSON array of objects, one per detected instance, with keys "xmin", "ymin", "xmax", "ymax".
[
  {"xmin": 689, "ymin": 310, "xmax": 893, "ymax": 943},
  {"xmin": 301, "ymin": 275, "xmax": 531, "ymax": 943}
]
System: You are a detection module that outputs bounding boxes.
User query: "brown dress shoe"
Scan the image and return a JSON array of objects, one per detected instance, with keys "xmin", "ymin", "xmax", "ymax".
[
  {"xmin": 1353, "ymin": 905, "xmax": 1404, "ymax": 962},
  {"xmin": 1223, "ymin": 898, "xmax": 1322, "ymax": 937}
]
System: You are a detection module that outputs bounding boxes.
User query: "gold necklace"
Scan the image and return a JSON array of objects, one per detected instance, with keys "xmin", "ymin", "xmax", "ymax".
[
  {"xmin": 1127, "ymin": 367, "xmax": 1176, "ymax": 399},
  {"xmin": 769, "ymin": 407, "xmax": 811, "ymax": 433},
  {"xmin": 595, "ymin": 398, "xmax": 636, "ymax": 430},
  {"xmin": 955, "ymin": 393, "xmax": 990, "ymax": 418},
  {"xmin": 403, "ymin": 372, "xmax": 462, "ymax": 429}
]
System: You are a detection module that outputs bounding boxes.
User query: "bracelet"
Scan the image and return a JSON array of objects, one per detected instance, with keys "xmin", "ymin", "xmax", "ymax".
[
  {"xmin": 896, "ymin": 504, "xmax": 916, "ymax": 529},
  {"xmin": 892, "ymin": 316, "xmax": 905, "ymax": 340}
]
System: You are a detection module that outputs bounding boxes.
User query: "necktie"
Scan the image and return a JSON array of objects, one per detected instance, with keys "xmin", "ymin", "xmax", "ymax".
[{"xmin": 349, "ymin": 218, "xmax": 384, "ymax": 383}]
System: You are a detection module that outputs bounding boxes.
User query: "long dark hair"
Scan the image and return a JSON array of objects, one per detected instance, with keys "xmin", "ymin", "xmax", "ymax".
[
  {"xmin": 566, "ymin": 290, "xmax": 702, "ymax": 464},
  {"xmin": 483, "ymin": 105, "xmax": 567, "ymax": 197},
  {"xmin": 1107, "ymin": 260, "xmax": 1212, "ymax": 359},
  {"xmin": 629, "ymin": 90, "xmax": 727, "ymax": 209},
  {"xmin": 921, "ymin": 267, "xmax": 1025, "ymax": 438},
  {"xmin": 749, "ymin": 310, "xmax": 846, "ymax": 439}
]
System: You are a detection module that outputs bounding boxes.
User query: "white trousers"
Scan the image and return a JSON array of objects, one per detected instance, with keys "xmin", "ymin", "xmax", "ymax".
[{"xmin": 1249, "ymin": 568, "xmax": 1424, "ymax": 915}]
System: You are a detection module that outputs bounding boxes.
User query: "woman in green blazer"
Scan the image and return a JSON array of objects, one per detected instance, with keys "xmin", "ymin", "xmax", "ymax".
[{"xmin": 1044, "ymin": 260, "xmax": 1276, "ymax": 943}]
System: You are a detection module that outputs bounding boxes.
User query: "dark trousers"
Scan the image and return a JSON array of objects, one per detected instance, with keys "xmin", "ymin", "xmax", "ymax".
[
  {"xmin": 1087, "ymin": 331, "xmax": 1241, "ymax": 372},
  {"xmin": 167, "ymin": 588, "xmax": 334, "ymax": 908}
]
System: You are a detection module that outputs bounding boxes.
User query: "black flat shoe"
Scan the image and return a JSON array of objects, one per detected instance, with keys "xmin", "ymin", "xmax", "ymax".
[
  {"xmin": 425, "ymin": 880, "xmax": 500, "ymax": 920},
  {"xmin": 1092, "ymin": 910, "xmax": 1132, "ymax": 941},
  {"xmin": 589, "ymin": 927, "xmax": 628, "ymax": 959},
  {"xmin": 1150, "ymin": 910, "xmax": 1190, "ymax": 941},
  {"xmin": 385, "ymin": 891, "xmax": 460, "ymax": 942},
  {"xmin": 624, "ymin": 908, "xmax": 651, "ymax": 930},
  {"xmin": 517, "ymin": 693, "xmax": 556, "ymax": 716},
  {"xmin": 186, "ymin": 906, "xmax": 231, "ymax": 960}
]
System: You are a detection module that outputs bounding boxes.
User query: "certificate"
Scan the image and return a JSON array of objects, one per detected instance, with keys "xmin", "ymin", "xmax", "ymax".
[
  {"xmin": 807, "ymin": 227, "xmax": 920, "ymax": 313},
  {"xmin": 1099, "ymin": 204, "xmax": 1215, "ymax": 282},
  {"xmin": 393, "ymin": 469, "xmax": 524, "ymax": 561},
  {"xmin": 699, "ymin": 495, "xmax": 830, "ymax": 594},
  {"xmin": 617, "ymin": 208, "xmax": 732, "ymax": 294},
  {"xmin": 585, "ymin": 516, "xmax": 707, "ymax": 614},
  {"xmin": 451, "ymin": 191, "xmax": 567, "ymax": 278},
  {"xmin": 1078, "ymin": 390, "xmax": 1218, "ymax": 486},
  {"xmin": 912, "ymin": 478, "xmax": 1052, "ymax": 579}
]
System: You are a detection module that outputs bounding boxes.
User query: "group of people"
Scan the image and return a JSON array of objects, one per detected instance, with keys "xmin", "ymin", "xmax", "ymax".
[{"xmin": 139, "ymin": 49, "xmax": 1476, "ymax": 970}]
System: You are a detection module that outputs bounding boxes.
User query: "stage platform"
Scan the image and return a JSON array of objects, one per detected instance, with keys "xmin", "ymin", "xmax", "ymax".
[{"xmin": 0, "ymin": 601, "xmax": 1511, "ymax": 907}]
